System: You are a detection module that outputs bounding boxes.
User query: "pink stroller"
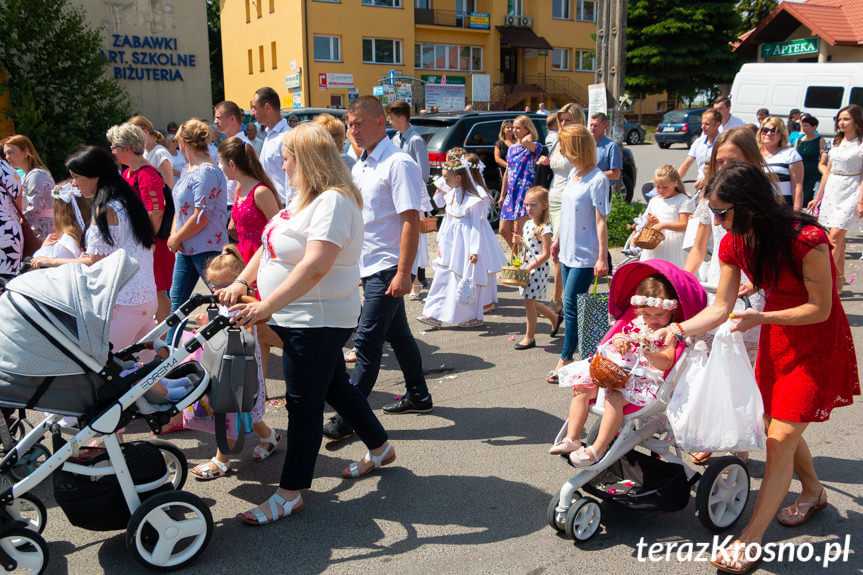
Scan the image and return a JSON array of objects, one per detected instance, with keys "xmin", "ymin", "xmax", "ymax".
[{"xmin": 547, "ymin": 260, "xmax": 751, "ymax": 542}]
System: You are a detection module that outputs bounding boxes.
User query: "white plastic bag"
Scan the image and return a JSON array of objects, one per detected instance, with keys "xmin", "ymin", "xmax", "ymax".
[
  {"xmin": 667, "ymin": 323, "xmax": 765, "ymax": 452},
  {"xmin": 456, "ymin": 263, "xmax": 477, "ymax": 305}
]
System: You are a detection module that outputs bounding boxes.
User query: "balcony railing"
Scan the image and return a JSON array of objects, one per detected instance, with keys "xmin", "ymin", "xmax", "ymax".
[{"xmin": 415, "ymin": 9, "xmax": 490, "ymax": 29}]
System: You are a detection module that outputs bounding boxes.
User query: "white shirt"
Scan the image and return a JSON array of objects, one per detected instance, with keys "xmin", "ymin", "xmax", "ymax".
[
  {"xmin": 260, "ymin": 118, "xmax": 291, "ymax": 205},
  {"xmin": 687, "ymin": 134, "xmax": 715, "ymax": 181},
  {"xmin": 558, "ymin": 167, "xmax": 610, "ymax": 268},
  {"xmin": 257, "ymin": 190, "xmax": 362, "ymax": 328},
  {"xmin": 251, "ymin": 136, "xmax": 264, "ymax": 156},
  {"xmin": 718, "ymin": 115, "xmax": 745, "ymax": 134},
  {"xmin": 144, "ymin": 145, "xmax": 174, "ymax": 178},
  {"xmin": 545, "ymin": 130, "xmax": 559, "ymax": 149},
  {"xmin": 221, "ymin": 130, "xmax": 252, "ymax": 206},
  {"xmin": 352, "ymin": 137, "xmax": 423, "ymax": 277}
]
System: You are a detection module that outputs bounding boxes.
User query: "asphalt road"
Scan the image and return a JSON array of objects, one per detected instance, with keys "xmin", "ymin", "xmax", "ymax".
[{"xmin": 29, "ymin": 142, "xmax": 863, "ymax": 574}]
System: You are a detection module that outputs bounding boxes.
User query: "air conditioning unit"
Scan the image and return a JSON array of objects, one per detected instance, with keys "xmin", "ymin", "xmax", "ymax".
[
  {"xmin": 520, "ymin": 16, "xmax": 532, "ymax": 27},
  {"xmin": 505, "ymin": 14, "xmax": 517, "ymax": 26}
]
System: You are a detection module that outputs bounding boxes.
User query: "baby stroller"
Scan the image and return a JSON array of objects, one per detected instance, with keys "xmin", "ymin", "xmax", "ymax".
[
  {"xmin": 547, "ymin": 260, "xmax": 751, "ymax": 542},
  {"xmin": 0, "ymin": 251, "xmax": 237, "ymax": 573}
]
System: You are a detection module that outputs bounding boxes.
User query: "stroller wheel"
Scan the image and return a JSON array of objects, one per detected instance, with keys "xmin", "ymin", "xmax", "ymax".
[
  {"xmin": 696, "ymin": 455, "xmax": 750, "ymax": 532},
  {"xmin": 126, "ymin": 490, "xmax": 213, "ymax": 571},
  {"xmin": 547, "ymin": 489, "xmax": 584, "ymax": 532},
  {"xmin": 3, "ymin": 495, "xmax": 47, "ymax": 534},
  {"xmin": 9, "ymin": 445, "xmax": 50, "ymax": 483},
  {"xmin": 149, "ymin": 441, "xmax": 188, "ymax": 490},
  {"xmin": 564, "ymin": 497, "xmax": 602, "ymax": 542},
  {"xmin": 0, "ymin": 527, "xmax": 48, "ymax": 574}
]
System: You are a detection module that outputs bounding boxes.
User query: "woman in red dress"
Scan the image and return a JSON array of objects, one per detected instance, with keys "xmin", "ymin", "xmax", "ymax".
[{"xmin": 657, "ymin": 162, "xmax": 859, "ymax": 574}]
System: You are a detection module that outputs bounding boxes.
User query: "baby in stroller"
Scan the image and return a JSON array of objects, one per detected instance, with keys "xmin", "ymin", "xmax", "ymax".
[{"xmin": 550, "ymin": 273, "xmax": 682, "ymax": 466}]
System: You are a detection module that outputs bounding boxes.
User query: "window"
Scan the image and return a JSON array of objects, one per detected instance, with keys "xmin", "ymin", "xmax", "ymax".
[
  {"xmin": 456, "ymin": 0, "xmax": 476, "ymax": 13},
  {"xmin": 271, "ymin": 41, "xmax": 277, "ymax": 69},
  {"xmin": 415, "ymin": 0, "xmax": 430, "ymax": 7},
  {"xmin": 363, "ymin": 38, "xmax": 402, "ymax": 65},
  {"xmin": 851, "ymin": 87, "xmax": 863, "ymax": 108},
  {"xmin": 576, "ymin": 49, "xmax": 594, "ymax": 72},
  {"xmin": 804, "ymin": 86, "xmax": 844, "ymax": 109},
  {"xmin": 255, "ymin": 0, "xmax": 262, "ymax": 18},
  {"xmin": 258, "ymin": 45, "xmax": 265, "ymax": 71},
  {"xmin": 551, "ymin": 48, "xmax": 569, "ymax": 70},
  {"xmin": 247, "ymin": 49, "xmax": 253, "ymax": 74},
  {"xmin": 415, "ymin": 42, "xmax": 482, "ymax": 71},
  {"xmin": 362, "ymin": 0, "xmax": 402, "ymax": 6},
  {"xmin": 245, "ymin": 0, "xmax": 250, "ymax": 22},
  {"xmin": 464, "ymin": 121, "xmax": 504, "ymax": 147},
  {"xmin": 553, "ymin": 0, "xmax": 570, "ymax": 19},
  {"xmin": 269, "ymin": 0, "xmax": 274, "ymax": 12},
  {"xmin": 313, "ymin": 35, "xmax": 341, "ymax": 62},
  {"xmin": 576, "ymin": 0, "xmax": 595, "ymax": 21},
  {"xmin": 314, "ymin": 0, "xmax": 340, "ymax": 2},
  {"xmin": 507, "ymin": 0, "xmax": 523, "ymax": 15}
]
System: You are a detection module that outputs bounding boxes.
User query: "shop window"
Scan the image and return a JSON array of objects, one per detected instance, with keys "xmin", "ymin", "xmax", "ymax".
[
  {"xmin": 415, "ymin": 42, "xmax": 482, "ymax": 71},
  {"xmin": 314, "ymin": 35, "xmax": 341, "ymax": 62},
  {"xmin": 804, "ymin": 86, "xmax": 844, "ymax": 109},
  {"xmin": 363, "ymin": 38, "xmax": 402, "ymax": 65}
]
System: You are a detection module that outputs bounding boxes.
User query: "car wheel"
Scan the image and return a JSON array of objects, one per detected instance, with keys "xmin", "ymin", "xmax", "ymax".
[
  {"xmin": 626, "ymin": 129, "xmax": 641, "ymax": 145},
  {"xmin": 657, "ymin": 142, "xmax": 670, "ymax": 149},
  {"xmin": 620, "ymin": 173, "xmax": 634, "ymax": 203}
]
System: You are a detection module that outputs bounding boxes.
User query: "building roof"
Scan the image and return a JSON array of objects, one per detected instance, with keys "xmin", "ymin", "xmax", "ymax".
[
  {"xmin": 735, "ymin": 0, "xmax": 863, "ymax": 50},
  {"xmin": 495, "ymin": 26, "xmax": 553, "ymax": 50}
]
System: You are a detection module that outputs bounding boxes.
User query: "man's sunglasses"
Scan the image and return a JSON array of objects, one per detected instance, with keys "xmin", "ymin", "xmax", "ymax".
[{"xmin": 708, "ymin": 204, "xmax": 734, "ymax": 221}]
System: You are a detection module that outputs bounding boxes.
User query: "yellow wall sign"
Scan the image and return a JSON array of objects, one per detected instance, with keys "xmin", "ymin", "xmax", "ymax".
[{"xmin": 469, "ymin": 12, "xmax": 490, "ymax": 29}]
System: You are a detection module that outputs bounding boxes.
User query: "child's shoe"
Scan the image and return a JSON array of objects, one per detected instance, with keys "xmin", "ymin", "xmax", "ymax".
[{"xmin": 549, "ymin": 438, "xmax": 582, "ymax": 456}]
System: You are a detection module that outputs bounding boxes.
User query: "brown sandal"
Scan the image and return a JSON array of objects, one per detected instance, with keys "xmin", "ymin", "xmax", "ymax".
[
  {"xmin": 690, "ymin": 452, "xmax": 712, "ymax": 465},
  {"xmin": 777, "ymin": 488, "xmax": 827, "ymax": 527},
  {"xmin": 709, "ymin": 540, "xmax": 762, "ymax": 574}
]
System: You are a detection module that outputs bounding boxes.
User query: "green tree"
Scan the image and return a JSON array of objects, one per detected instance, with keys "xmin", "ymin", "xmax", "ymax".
[
  {"xmin": 736, "ymin": 0, "xmax": 778, "ymax": 34},
  {"xmin": 208, "ymin": 0, "xmax": 224, "ymax": 104},
  {"xmin": 0, "ymin": 0, "xmax": 132, "ymax": 176},
  {"xmin": 626, "ymin": 0, "xmax": 742, "ymax": 102}
]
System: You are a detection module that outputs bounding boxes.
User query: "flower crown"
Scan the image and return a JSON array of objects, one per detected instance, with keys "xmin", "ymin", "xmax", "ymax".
[
  {"xmin": 630, "ymin": 295, "xmax": 678, "ymax": 310},
  {"xmin": 443, "ymin": 158, "xmax": 466, "ymax": 171}
]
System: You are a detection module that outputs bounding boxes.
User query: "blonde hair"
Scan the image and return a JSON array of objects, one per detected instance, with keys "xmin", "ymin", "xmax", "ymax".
[
  {"xmin": 653, "ymin": 164, "xmax": 686, "ymax": 197},
  {"xmin": 558, "ymin": 124, "xmax": 596, "ymax": 170},
  {"xmin": 177, "ymin": 119, "xmax": 212, "ymax": 153},
  {"xmin": 514, "ymin": 115, "xmax": 539, "ymax": 142},
  {"xmin": 206, "ymin": 244, "xmax": 245, "ymax": 282},
  {"xmin": 3, "ymin": 135, "xmax": 46, "ymax": 172},
  {"xmin": 313, "ymin": 113, "xmax": 347, "ymax": 150},
  {"xmin": 525, "ymin": 186, "xmax": 550, "ymax": 241},
  {"xmin": 498, "ymin": 120, "xmax": 514, "ymax": 142},
  {"xmin": 106, "ymin": 123, "xmax": 147, "ymax": 155},
  {"xmin": 758, "ymin": 116, "xmax": 789, "ymax": 149},
  {"xmin": 555, "ymin": 102, "xmax": 586, "ymax": 127},
  {"xmin": 128, "ymin": 115, "xmax": 165, "ymax": 145},
  {"xmin": 282, "ymin": 123, "xmax": 362, "ymax": 212},
  {"xmin": 446, "ymin": 147, "xmax": 466, "ymax": 161}
]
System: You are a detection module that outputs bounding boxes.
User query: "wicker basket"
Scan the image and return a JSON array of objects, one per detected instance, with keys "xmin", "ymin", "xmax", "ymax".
[
  {"xmin": 419, "ymin": 216, "xmax": 438, "ymax": 233},
  {"xmin": 633, "ymin": 227, "xmax": 665, "ymax": 250},
  {"xmin": 589, "ymin": 354, "xmax": 630, "ymax": 389},
  {"xmin": 500, "ymin": 265, "xmax": 529, "ymax": 287}
]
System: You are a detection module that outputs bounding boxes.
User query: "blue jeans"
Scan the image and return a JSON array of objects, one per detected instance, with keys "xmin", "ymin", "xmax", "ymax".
[
  {"xmin": 166, "ymin": 251, "xmax": 218, "ymax": 344},
  {"xmin": 349, "ymin": 266, "xmax": 429, "ymax": 401},
  {"xmin": 272, "ymin": 326, "xmax": 388, "ymax": 490},
  {"xmin": 560, "ymin": 265, "xmax": 595, "ymax": 361}
]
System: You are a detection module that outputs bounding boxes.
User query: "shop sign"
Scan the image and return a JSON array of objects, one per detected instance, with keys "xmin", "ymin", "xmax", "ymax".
[
  {"xmin": 285, "ymin": 72, "xmax": 301, "ymax": 90},
  {"xmin": 420, "ymin": 74, "xmax": 466, "ymax": 85},
  {"xmin": 107, "ymin": 34, "xmax": 197, "ymax": 82},
  {"xmin": 326, "ymin": 73, "xmax": 354, "ymax": 89},
  {"xmin": 318, "ymin": 73, "xmax": 327, "ymax": 89},
  {"xmin": 469, "ymin": 12, "xmax": 490, "ymax": 29},
  {"xmin": 425, "ymin": 84, "xmax": 465, "ymax": 111},
  {"xmin": 760, "ymin": 37, "xmax": 819, "ymax": 59}
]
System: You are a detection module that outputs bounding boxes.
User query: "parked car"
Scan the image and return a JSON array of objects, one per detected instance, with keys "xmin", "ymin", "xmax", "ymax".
[
  {"xmin": 654, "ymin": 107, "xmax": 708, "ymax": 149},
  {"xmin": 623, "ymin": 120, "xmax": 646, "ymax": 145},
  {"xmin": 280, "ymin": 107, "xmax": 346, "ymax": 123}
]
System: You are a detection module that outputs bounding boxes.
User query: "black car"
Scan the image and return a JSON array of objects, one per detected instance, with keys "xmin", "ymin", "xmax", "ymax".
[
  {"xmin": 655, "ymin": 107, "xmax": 708, "ymax": 149},
  {"xmin": 410, "ymin": 112, "xmax": 637, "ymax": 225}
]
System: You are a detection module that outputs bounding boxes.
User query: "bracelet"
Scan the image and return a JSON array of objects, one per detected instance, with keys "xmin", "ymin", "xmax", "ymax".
[
  {"xmin": 232, "ymin": 278, "xmax": 253, "ymax": 295},
  {"xmin": 670, "ymin": 322, "xmax": 685, "ymax": 337}
]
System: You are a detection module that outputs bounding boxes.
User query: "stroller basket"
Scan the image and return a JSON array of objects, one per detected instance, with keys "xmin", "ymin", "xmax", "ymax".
[{"xmin": 583, "ymin": 449, "xmax": 694, "ymax": 512}]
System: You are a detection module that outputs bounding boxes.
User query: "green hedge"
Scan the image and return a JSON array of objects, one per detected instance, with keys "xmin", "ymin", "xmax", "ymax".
[{"xmin": 608, "ymin": 194, "xmax": 646, "ymax": 247}]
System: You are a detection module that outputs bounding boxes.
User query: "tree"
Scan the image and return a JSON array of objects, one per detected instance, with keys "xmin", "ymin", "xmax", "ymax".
[
  {"xmin": 626, "ymin": 0, "xmax": 742, "ymax": 103},
  {"xmin": 208, "ymin": 0, "xmax": 225, "ymax": 105},
  {"xmin": 0, "ymin": 0, "xmax": 132, "ymax": 176},
  {"xmin": 736, "ymin": 0, "xmax": 778, "ymax": 34}
]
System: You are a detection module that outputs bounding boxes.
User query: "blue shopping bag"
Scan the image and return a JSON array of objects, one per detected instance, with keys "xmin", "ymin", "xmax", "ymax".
[{"xmin": 576, "ymin": 275, "xmax": 609, "ymax": 359}]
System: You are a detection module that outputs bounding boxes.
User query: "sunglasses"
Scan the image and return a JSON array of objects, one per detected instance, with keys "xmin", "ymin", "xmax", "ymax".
[
  {"xmin": 761, "ymin": 127, "xmax": 777, "ymax": 135},
  {"xmin": 708, "ymin": 203, "xmax": 734, "ymax": 221},
  {"xmin": 206, "ymin": 280, "xmax": 233, "ymax": 292}
]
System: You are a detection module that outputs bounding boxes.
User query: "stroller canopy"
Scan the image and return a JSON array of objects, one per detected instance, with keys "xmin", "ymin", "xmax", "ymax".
[
  {"xmin": 0, "ymin": 250, "xmax": 139, "ymax": 377},
  {"xmin": 609, "ymin": 260, "xmax": 706, "ymax": 322}
]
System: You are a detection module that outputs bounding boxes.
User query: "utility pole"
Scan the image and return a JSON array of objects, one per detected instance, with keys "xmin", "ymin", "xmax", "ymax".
[{"xmin": 595, "ymin": 0, "xmax": 628, "ymax": 142}]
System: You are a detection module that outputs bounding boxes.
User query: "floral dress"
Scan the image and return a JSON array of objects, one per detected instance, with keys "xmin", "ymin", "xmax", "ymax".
[
  {"xmin": 0, "ymin": 160, "xmax": 22, "ymax": 274},
  {"xmin": 501, "ymin": 142, "xmax": 542, "ymax": 221},
  {"xmin": 519, "ymin": 219, "xmax": 553, "ymax": 300},
  {"xmin": 171, "ymin": 163, "xmax": 228, "ymax": 255}
]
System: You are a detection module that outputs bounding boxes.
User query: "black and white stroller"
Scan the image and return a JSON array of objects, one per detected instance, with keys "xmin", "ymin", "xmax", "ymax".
[{"xmin": 0, "ymin": 250, "xmax": 237, "ymax": 573}]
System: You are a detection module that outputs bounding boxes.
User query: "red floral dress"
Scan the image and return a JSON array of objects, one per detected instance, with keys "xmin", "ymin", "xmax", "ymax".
[
  {"xmin": 230, "ymin": 183, "xmax": 269, "ymax": 264},
  {"xmin": 718, "ymin": 224, "xmax": 859, "ymax": 422}
]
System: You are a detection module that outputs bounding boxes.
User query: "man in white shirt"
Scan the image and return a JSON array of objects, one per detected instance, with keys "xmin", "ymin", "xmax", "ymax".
[
  {"xmin": 323, "ymin": 96, "xmax": 432, "ymax": 441},
  {"xmin": 714, "ymin": 95, "xmax": 745, "ymax": 134},
  {"xmin": 214, "ymin": 100, "xmax": 252, "ymax": 210},
  {"xmin": 678, "ymin": 108, "xmax": 721, "ymax": 191},
  {"xmin": 251, "ymin": 86, "xmax": 291, "ymax": 205},
  {"xmin": 245, "ymin": 123, "xmax": 264, "ymax": 156},
  {"xmin": 537, "ymin": 102, "xmax": 549, "ymax": 115}
]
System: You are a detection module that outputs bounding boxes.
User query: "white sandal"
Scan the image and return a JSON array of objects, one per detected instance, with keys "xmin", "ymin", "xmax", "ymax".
[
  {"xmin": 191, "ymin": 457, "xmax": 231, "ymax": 481},
  {"xmin": 252, "ymin": 429, "xmax": 282, "ymax": 461},
  {"xmin": 569, "ymin": 445, "xmax": 602, "ymax": 467},
  {"xmin": 239, "ymin": 492, "xmax": 303, "ymax": 525},
  {"xmin": 341, "ymin": 442, "xmax": 396, "ymax": 479},
  {"xmin": 549, "ymin": 438, "xmax": 582, "ymax": 456}
]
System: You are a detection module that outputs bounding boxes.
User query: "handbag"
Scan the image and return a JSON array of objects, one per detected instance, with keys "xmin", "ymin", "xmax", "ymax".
[
  {"xmin": 534, "ymin": 141, "xmax": 556, "ymax": 189},
  {"xmin": 199, "ymin": 323, "xmax": 259, "ymax": 454},
  {"xmin": 576, "ymin": 275, "xmax": 609, "ymax": 359},
  {"xmin": 456, "ymin": 263, "xmax": 477, "ymax": 305},
  {"xmin": 666, "ymin": 323, "xmax": 765, "ymax": 452}
]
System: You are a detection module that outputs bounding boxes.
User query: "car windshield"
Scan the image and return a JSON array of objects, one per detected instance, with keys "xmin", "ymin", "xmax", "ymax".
[{"xmin": 663, "ymin": 111, "xmax": 687, "ymax": 123}]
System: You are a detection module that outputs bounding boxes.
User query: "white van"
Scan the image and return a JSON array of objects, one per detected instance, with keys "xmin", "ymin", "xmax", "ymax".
[{"xmin": 729, "ymin": 63, "xmax": 863, "ymax": 136}]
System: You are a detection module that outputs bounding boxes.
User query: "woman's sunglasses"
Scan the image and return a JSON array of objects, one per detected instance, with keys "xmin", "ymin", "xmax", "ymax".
[
  {"xmin": 708, "ymin": 204, "xmax": 734, "ymax": 221},
  {"xmin": 761, "ymin": 127, "xmax": 777, "ymax": 135}
]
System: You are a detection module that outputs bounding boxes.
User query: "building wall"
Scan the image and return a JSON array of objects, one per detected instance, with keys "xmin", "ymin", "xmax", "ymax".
[
  {"xmin": 754, "ymin": 24, "xmax": 863, "ymax": 64},
  {"xmin": 75, "ymin": 0, "xmax": 212, "ymax": 131}
]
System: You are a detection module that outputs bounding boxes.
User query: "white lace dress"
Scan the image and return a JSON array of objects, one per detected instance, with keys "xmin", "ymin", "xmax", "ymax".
[
  {"xmin": 85, "ymin": 199, "xmax": 156, "ymax": 306},
  {"xmin": 818, "ymin": 137, "xmax": 863, "ymax": 231}
]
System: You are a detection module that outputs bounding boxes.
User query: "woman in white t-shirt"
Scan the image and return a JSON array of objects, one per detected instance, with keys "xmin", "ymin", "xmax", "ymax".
[
  {"xmin": 129, "ymin": 115, "xmax": 175, "ymax": 189},
  {"xmin": 759, "ymin": 117, "xmax": 803, "ymax": 210},
  {"xmin": 221, "ymin": 123, "xmax": 394, "ymax": 526}
]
